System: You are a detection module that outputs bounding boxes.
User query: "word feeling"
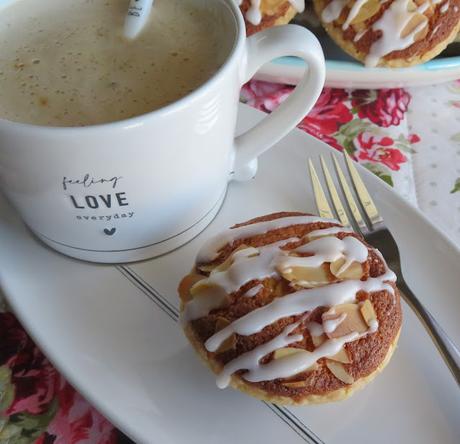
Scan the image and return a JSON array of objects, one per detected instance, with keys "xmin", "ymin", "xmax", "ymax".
[{"xmin": 62, "ymin": 174, "xmax": 122, "ymax": 191}]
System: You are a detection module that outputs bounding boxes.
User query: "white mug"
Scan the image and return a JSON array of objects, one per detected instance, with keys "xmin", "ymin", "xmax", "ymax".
[{"xmin": 0, "ymin": 0, "xmax": 325, "ymax": 263}]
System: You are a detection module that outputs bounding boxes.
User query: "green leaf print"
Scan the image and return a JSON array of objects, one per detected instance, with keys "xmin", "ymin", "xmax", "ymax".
[
  {"xmin": 0, "ymin": 399, "xmax": 58, "ymax": 444},
  {"xmin": 0, "ymin": 366, "xmax": 14, "ymax": 412},
  {"xmin": 333, "ymin": 119, "xmax": 373, "ymax": 154},
  {"xmin": 394, "ymin": 134, "xmax": 416, "ymax": 154},
  {"xmin": 363, "ymin": 163, "xmax": 394, "ymax": 187},
  {"xmin": 450, "ymin": 178, "xmax": 460, "ymax": 194}
]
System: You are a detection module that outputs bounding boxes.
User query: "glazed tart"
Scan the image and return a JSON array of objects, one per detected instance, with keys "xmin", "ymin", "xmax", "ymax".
[
  {"xmin": 313, "ymin": 0, "xmax": 460, "ymax": 67},
  {"xmin": 179, "ymin": 212, "xmax": 402, "ymax": 405},
  {"xmin": 238, "ymin": 0, "xmax": 305, "ymax": 35}
]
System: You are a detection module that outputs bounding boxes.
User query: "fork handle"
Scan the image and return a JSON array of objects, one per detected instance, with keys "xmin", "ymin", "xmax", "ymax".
[{"xmin": 398, "ymin": 279, "xmax": 460, "ymax": 386}]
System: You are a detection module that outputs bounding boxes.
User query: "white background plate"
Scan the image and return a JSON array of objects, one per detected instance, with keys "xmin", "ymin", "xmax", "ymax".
[
  {"xmin": 1, "ymin": 105, "xmax": 459, "ymax": 444},
  {"xmin": 255, "ymin": 16, "xmax": 460, "ymax": 88}
]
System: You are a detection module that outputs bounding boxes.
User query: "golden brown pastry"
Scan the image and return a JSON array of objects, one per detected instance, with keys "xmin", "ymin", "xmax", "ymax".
[
  {"xmin": 239, "ymin": 0, "xmax": 305, "ymax": 35},
  {"xmin": 179, "ymin": 212, "xmax": 402, "ymax": 405},
  {"xmin": 313, "ymin": 0, "xmax": 460, "ymax": 67}
]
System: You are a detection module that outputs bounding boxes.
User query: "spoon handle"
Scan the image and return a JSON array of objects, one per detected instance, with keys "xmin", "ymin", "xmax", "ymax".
[{"xmin": 124, "ymin": 0, "xmax": 154, "ymax": 40}]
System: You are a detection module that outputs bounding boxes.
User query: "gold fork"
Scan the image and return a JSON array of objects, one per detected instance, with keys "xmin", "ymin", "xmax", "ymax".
[{"xmin": 308, "ymin": 151, "xmax": 460, "ymax": 386}]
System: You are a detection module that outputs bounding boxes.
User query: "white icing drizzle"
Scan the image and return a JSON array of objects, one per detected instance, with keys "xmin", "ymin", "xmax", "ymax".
[
  {"xmin": 307, "ymin": 226, "xmax": 353, "ymax": 239},
  {"xmin": 244, "ymin": 283, "xmax": 264, "ymax": 297},
  {"xmin": 305, "ymin": 321, "xmax": 324, "ymax": 337},
  {"xmin": 431, "ymin": 24, "xmax": 441, "ymax": 36},
  {"xmin": 322, "ymin": 0, "xmax": 434, "ymax": 67},
  {"xmin": 354, "ymin": 28, "xmax": 368, "ymax": 42},
  {"xmin": 276, "ymin": 236, "xmax": 369, "ymax": 275},
  {"xmin": 246, "ymin": 0, "xmax": 262, "ymax": 25},
  {"xmin": 322, "ymin": 0, "xmax": 348, "ymax": 23},
  {"xmin": 216, "ymin": 319, "xmax": 305, "ymax": 388},
  {"xmin": 343, "ymin": 0, "xmax": 371, "ymax": 30},
  {"xmin": 368, "ymin": 318, "xmax": 379, "ymax": 332},
  {"xmin": 454, "ymin": 5, "xmax": 459, "ymax": 12},
  {"xmin": 197, "ymin": 215, "xmax": 336, "ymax": 263},
  {"xmin": 238, "ymin": 0, "xmax": 305, "ymax": 25},
  {"xmin": 323, "ymin": 312, "xmax": 347, "ymax": 334},
  {"xmin": 440, "ymin": 1, "xmax": 450, "ymax": 13},
  {"xmin": 197, "ymin": 238, "xmax": 297, "ymax": 296},
  {"xmin": 184, "ymin": 220, "xmax": 397, "ymax": 388},
  {"xmin": 416, "ymin": 1, "xmax": 430, "ymax": 13},
  {"xmin": 365, "ymin": 0, "xmax": 428, "ymax": 67},
  {"xmin": 235, "ymin": 332, "xmax": 362, "ymax": 386},
  {"xmin": 181, "ymin": 287, "xmax": 228, "ymax": 323},
  {"xmin": 205, "ymin": 269, "xmax": 395, "ymax": 352}
]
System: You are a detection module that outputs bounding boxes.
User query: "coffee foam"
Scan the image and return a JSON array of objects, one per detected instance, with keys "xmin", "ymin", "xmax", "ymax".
[{"xmin": 0, "ymin": 0, "xmax": 234, "ymax": 126}]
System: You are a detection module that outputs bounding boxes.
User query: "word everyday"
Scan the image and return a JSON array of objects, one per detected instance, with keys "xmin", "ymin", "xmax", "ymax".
[{"xmin": 76, "ymin": 212, "xmax": 134, "ymax": 222}]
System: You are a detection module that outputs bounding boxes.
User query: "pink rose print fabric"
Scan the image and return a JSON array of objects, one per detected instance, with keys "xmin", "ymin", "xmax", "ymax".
[
  {"xmin": 0, "ymin": 311, "xmax": 119, "ymax": 444},
  {"xmin": 242, "ymin": 81, "xmax": 421, "ymax": 187}
]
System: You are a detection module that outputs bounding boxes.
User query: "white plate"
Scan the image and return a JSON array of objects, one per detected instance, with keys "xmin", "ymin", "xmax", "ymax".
[
  {"xmin": 255, "ymin": 20, "xmax": 460, "ymax": 88},
  {"xmin": 1, "ymin": 105, "xmax": 459, "ymax": 444}
]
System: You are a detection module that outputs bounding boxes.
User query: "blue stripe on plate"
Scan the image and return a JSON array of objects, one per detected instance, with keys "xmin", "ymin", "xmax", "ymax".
[{"xmin": 272, "ymin": 55, "xmax": 460, "ymax": 72}]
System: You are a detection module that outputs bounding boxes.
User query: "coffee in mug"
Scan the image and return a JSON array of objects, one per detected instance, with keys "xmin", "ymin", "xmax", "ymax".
[{"xmin": 0, "ymin": 0, "xmax": 233, "ymax": 126}]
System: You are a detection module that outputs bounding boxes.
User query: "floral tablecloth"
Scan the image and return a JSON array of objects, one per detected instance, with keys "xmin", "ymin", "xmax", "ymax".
[{"xmin": 1, "ymin": 79, "xmax": 459, "ymax": 443}]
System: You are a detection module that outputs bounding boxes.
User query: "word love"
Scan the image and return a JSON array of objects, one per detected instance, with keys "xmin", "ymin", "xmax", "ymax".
[{"xmin": 70, "ymin": 192, "xmax": 129, "ymax": 209}]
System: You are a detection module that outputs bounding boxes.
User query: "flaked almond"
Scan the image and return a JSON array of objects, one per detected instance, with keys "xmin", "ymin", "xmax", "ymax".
[
  {"xmin": 322, "ymin": 303, "xmax": 368, "ymax": 339},
  {"xmin": 262, "ymin": 0, "xmax": 296, "ymax": 14},
  {"xmin": 349, "ymin": 0, "xmax": 381, "ymax": 25},
  {"xmin": 401, "ymin": 13, "xmax": 428, "ymax": 40},
  {"xmin": 328, "ymin": 347, "xmax": 351, "ymax": 364},
  {"xmin": 178, "ymin": 273, "xmax": 205, "ymax": 303},
  {"xmin": 273, "ymin": 347, "xmax": 309, "ymax": 359},
  {"xmin": 215, "ymin": 318, "xmax": 236, "ymax": 353},
  {"xmin": 213, "ymin": 245, "xmax": 258, "ymax": 273},
  {"xmin": 360, "ymin": 299, "xmax": 378, "ymax": 329},
  {"xmin": 326, "ymin": 360, "xmax": 354, "ymax": 384},
  {"xmin": 311, "ymin": 333, "xmax": 327, "ymax": 348},
  {"xmin": 188, "ymin": 284, "xmax": 230, "ymax": 316},
  {"xmin": 279, "ymin": 263, "xmax": 332, "ymax": 288},
  {"xmin": 306, "ymin": 231, "xmax": 335, "ymax": 241},
  {"xmin": 282, "ymin": 380, "xmax": 308, "ymax": 388},
  {"xmin": 330, "ymin": 258, "xmax": 364, "ymax": 280},
  {"xmin": 197, "ymin": 244, "xmax": 255, "ymax": 273}
]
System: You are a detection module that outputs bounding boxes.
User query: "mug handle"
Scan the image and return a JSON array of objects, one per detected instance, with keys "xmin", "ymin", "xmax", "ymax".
[{"xmin": 232, "ymin": 25, "xmax": 325, "ymax": 181}]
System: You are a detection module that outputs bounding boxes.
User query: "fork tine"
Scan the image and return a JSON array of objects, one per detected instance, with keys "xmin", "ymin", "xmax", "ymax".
[
  {"xmin": 332, "ymin": 154, "xmax": 369, "ymax": 233},
  {"xmin": 319, "ymin": 156, "xmax": 350, "ymax": 227},
  {"xmin": 308, "ymin": 159, "xmax": 335, "ymax": 220},
  {"xmin": 343, "ymin": 151, "xmax": 383, "ymax": 227}
]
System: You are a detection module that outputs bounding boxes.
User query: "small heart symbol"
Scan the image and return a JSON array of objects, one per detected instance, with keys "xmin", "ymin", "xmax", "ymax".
[{"xmin": 104, "ymin": 228, "xmax": 116, "ymax": 236}]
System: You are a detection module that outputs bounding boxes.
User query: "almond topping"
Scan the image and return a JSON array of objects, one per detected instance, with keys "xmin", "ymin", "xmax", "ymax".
[
  {"xmin": 360, "ymin": 299, "xmax": 378, "ymax": 329},
  {"xmin": 215, "ymin": 318, "xmax": 236, "ymax": 353},
  {"xmin": 349, "ymin": 0, "xmax": 381, "ymax": 25},
  {"xmin": 273, "ymin": 347, "xmax": 309, "ymax": 360},
  {"xmin": 330, "ymin": 258, "xmax": 364, "ymax": 280},
  {"xmin": 311, "ymin": 333, "xmax": 327, "ymax": 348},
  {"xmin": 178, "ymin": 273, "xmax": 205, "ymax": 303},
  {"xmin": 328, "ymin": 347, "xmax": 351, "ymax": 364},
  {"xmin": 197, "ymin": 244, "xmax": 254, "ymax": 273},
  {"xmin": 326, "ymin": 360, "xmax": 354, "ymax": 384},
  {"xmin": 322, "ymin": 303, "xmax": 368, "ymax": 339},
  {"xmin": 279, "ymin": 263, "xmax": 333, "ymax": 288},
  {"xmin": 400, "ymin": 13, "xmax": 428, "ymax": 40}
]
